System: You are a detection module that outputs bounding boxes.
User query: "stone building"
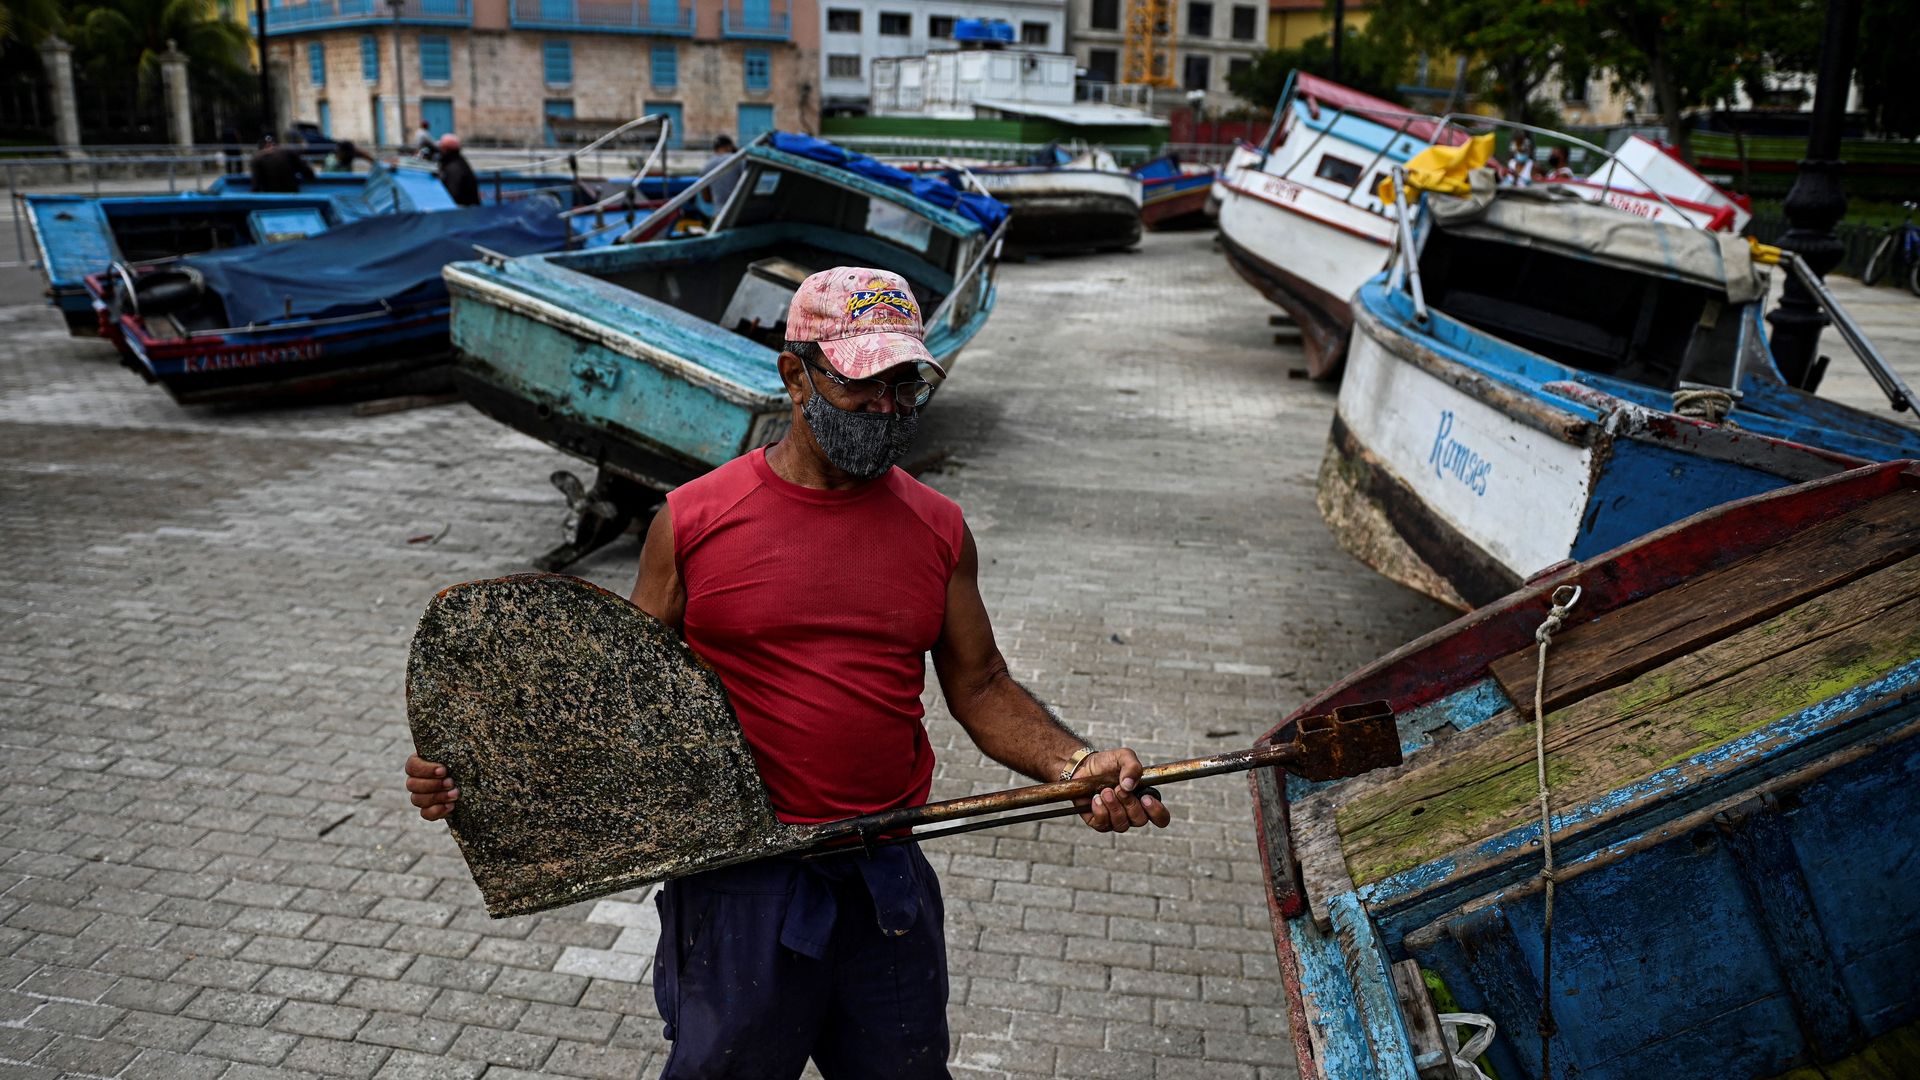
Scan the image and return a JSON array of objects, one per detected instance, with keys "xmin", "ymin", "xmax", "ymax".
[
  {"xmin": 818, "ymin": 0, "xmax": 1066, "ymax": 114},
  {"xmin": 261, "ymin": 0, "xmax": 820, "ymax": 150},
  {"xmin": 1067, "ymin": 0, "xmax": 1265, "ymax": 111}
]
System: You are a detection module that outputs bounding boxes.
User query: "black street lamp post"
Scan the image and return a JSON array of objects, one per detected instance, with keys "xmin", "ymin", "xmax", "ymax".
[
  {"xmin": 391, "ymin": 0, "xmax": 408, "ymax": 153},
  {"xmin": 1765, "ymin": 0, "xmax": 1863, "ymax": 390},
  {"xmin": 254, "ymin": 0, "xmax": 272, "ymax": 139}
]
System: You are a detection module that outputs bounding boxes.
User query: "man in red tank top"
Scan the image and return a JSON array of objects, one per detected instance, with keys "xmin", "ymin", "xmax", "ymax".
[{"xmin": 407, "ymin": 267, "xmax": 1169, "ymax": 1078}]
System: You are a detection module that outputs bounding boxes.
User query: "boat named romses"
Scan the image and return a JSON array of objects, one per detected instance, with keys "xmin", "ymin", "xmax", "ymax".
[{"xmin": 1320, "ymin": 163, "xmax": 1920, "ymax": 610}]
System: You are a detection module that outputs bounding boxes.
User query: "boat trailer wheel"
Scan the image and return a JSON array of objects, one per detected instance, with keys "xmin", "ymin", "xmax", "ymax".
[{"xmin": 535, "ymin": 469, "xmax": 659, "ymax": 572}]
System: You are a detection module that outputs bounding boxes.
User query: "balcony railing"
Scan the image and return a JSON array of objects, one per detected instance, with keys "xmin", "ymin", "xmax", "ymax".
[
  {"xmin": 509, "ymin": 0, "xmax": 692, "ymax": 34},
  {"xmin": 254, "ymin": 0, "xmax": 469, "ymax": 32},
  {"xmin": 722, "ymin": 2, "xmax": 788, "ymax": 39}
]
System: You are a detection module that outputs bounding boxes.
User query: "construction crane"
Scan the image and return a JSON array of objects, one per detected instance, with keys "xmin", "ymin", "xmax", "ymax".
[{"xmin": 1122, "ymin": 0, "xmax": 1176, "ymax": 88}]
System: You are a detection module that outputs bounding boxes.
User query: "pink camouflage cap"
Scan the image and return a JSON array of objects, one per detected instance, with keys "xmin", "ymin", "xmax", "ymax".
[{"xmin": 786, "ymin": 267, "xmax": 944, "ymax": 380}]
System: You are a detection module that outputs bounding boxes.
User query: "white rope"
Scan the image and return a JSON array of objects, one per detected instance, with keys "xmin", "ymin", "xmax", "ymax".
[
  {"xmin": 1438, "ymin": 1012, "xmax": 1498, "ymax": 1080},
  {"xmin": 1671, "ymin": 388, "xmax": 1737, "ymax": 425},
  {"xmin": 1531, "ymin": 583, "xmax": 1580, "ymax": 1079}
]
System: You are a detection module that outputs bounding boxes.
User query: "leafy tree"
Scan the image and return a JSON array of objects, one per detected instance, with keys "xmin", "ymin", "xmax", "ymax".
[
  {"xmin": 1226, "ymin": 25, "xmax": 1412, "ymax": 110},
  {"xmin": 1367, "ymin": 0, "xmax": 1588, "ymax": 125},
  {"xmin": 1586, "ymin": 0, "xmax": 1824, "ymax": 161},
  {"xmin": 1857, "ymin": 0, "xmax": 1920, "ymax": 136}
]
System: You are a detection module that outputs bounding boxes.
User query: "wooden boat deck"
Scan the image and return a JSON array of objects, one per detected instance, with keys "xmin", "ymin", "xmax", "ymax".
[{"xmin": 1294, "ymin": 488, "xmax": 1920, "ymax": 891}]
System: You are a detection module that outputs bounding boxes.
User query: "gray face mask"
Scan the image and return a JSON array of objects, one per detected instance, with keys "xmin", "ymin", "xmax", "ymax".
[{"xmin": 801, "ymin": 367, "xmax": 921, "ymax": 480}]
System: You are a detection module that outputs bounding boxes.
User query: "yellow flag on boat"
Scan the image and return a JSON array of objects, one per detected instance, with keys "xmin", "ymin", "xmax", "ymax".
[{"xmin": 1376, "ymin": 134, "xmax": 1497, "ymax": 204}]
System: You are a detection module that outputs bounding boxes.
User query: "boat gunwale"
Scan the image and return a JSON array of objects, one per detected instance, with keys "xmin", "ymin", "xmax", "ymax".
[{"xmin": 444, "ymin": 260, "xmax": 787, "ymax": 410}]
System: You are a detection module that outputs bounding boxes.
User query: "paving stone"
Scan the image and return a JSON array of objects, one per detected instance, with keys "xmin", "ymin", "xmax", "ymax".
[
  {"xmin": 542, "ymin": 1039, "xmax": 654, "ymax": 1080},
  {"xmin": 106, "ymin": 1011, "xmax": 214, "ymax": 1053},
  {"xmin": 119, "ymin": 1048, "xmax": 232, "ymax": 1080},
  {"xmin": 30, "ymin": 1033, "xmax": 141, "ymax": 1074},
  {"xmin": 370, "ymin": 1049, "xmax": 488, "ymax": 1080},
  {"xmin": 356, "ymin": 1012, "xmax": 461, "ymax": 1054},
  {"xmin": 270, "ymin": 1000, "xmax": 370, "ymax": 1040},
  {"xmin": 447, "ymin": 1026, "xmax": 556, "ymax": 1070},
  {"xmin": 191, "ymin": 1022, "xmax": 299, "ymax": 1066},
  {"xmin": 281, "ymin": 1036, "xmax": 391, "ymax": 1079}
]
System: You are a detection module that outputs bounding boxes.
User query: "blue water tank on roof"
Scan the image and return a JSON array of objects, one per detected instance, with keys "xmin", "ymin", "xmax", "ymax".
[{"xmin": 953, "ymin": 18, "xmax": 1016, "ymax": 44}]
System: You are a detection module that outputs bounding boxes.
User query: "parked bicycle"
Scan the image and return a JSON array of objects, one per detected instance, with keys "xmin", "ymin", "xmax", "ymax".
[{"xmin": 1861, "ymin": 201, "xmax": 1920, "ymax": 296}]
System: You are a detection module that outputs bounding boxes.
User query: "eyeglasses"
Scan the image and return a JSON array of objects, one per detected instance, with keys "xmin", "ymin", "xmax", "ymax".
[{"xmin": 803, "ymin": 359, "xmax": 939, "ymax": 410}]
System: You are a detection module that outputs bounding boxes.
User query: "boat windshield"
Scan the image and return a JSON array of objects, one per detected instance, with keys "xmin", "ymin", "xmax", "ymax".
[
  {"xmin": 726, "ymin": 163, "xmax": 963, "ymax": 271},
  {"xmin": 1417, "ymin": 226, "xmax": 1743, "ymax": 389}
]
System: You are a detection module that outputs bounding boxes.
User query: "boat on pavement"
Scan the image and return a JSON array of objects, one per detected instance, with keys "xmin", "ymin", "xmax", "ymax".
[
  {"xmin": 1131, "ymin": 154, "xmax": 1216, "ymax": 231},
  {"xmin": 1215, "ymin": 73, "xmax": 1466, "ymax": 379},
  {"xmin": 1320, "ymin": 164, "xmax": 1920, "ymax": 610},
  {"xmin": 1539, "ymin": 132, "xmax": 1752, "ymax": 233},
  {"xmin": 23, "ymin": 168, "xmax": 454, "ymax": 335},
  {"xmin": 967, "ymin": 144, "xmax": 1140, "ymax": 255},
  {"xmin": 441, "ymin": 131, "xmax": 1007, "ymax": 569},
  {"xmin": 91, "ymin": 198, "xmax": 574, "ymax": 405},
  {"xmin": 1251, "ymin": 459, "xmax": 1920, "ymax": 1080}
]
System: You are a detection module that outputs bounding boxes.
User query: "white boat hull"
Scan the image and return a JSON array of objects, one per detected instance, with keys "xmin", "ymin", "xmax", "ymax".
[{"xmin": 972, "ymin": 167, "xmax": 1142, "ymax": 253}]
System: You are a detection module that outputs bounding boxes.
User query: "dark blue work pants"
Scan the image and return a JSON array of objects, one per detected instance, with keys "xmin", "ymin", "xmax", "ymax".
[{"xmin": 652, "ymin": 846, "xmax": 951, "ymax": 1079}]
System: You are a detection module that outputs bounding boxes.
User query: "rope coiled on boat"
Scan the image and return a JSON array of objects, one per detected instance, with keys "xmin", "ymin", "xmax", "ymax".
[
  {"xmin": 1531, "ymin": 584, "xmax": 1581, "ymax": 1080},
  {"xmin": 1671, "ymin": 388, "xmax": 1737, "ymax": 425}
]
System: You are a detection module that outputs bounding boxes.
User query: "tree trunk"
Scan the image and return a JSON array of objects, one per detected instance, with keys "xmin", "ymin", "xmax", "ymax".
[{"xmin": 1647, "ymin": 35, "xmax": 1691, "ymax": 162}]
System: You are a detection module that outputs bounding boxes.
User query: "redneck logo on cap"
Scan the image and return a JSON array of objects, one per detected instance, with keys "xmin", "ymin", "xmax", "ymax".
[{"xmin": 844, "ymin": 279, "xmax": 918, "ymax": 325}]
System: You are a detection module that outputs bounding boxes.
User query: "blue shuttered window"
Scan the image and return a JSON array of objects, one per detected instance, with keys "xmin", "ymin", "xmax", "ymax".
[
  {"xmin": 361, "ymin": 35, "xmax": 380, "ymax": 82},
  {"xmin": 651, "ymin": 44, "xmax": 677, "ymax": 88},
  {"xmin": 420, "ymin": 35, "xmax": 451, "ymax": 83},
  {"xmin": 743, "ymin": 49, "xmax": 770, "ymax": 91},
  {"xmin": 308, "ymin": 42, "xmax": 326, "ymax": 86},
  {"xmin": 544, "ymin": 40, "xmax": 572, "ymax": 85},
  {"xmin": 644, "ymin": 101, "xmax": 683, "ymax": 148}
]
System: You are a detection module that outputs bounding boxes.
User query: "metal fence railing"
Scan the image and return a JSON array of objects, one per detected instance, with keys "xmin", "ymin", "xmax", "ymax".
[{"xmin": 827, "ymin": 136, "xmax": 1162, "ymax": 167}]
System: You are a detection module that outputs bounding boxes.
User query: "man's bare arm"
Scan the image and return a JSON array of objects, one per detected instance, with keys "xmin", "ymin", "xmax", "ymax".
[
  {"xmin": 630, "ymin": 504, "xmax": 686, "ymax": 631},
  {"xmin": 932, "ymin": 526, "xmax": 1169, "ymax": 833}
]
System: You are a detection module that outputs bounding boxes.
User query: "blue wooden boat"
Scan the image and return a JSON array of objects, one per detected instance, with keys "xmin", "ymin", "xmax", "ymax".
[
  {"xmin": 93, "ymin": 198, "xmax": 572, "ymax": 405},
  {"xmin": 1252, "ymin": 459, "xmax": 1920, "ymax": 1080},
  {"xmin": 24, "ymin": 168, "xmax": 455, "ymax": 335},
  {"xmin": 1320, "ymin": 178, "xmax": 1920, "ymax": 610},
  {"xmin": 442, "ymin": 131, "xmax": 1007, "ymax": 567},
  {"xmin": 1131, "ymin": 154, "xmax": 1216, "ymax": 231}
]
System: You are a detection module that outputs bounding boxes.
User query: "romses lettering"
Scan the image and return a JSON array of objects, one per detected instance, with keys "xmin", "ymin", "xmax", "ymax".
[{"xmin": 1429, "ymin": 410, "xmax": 1492, "ymax": 496}]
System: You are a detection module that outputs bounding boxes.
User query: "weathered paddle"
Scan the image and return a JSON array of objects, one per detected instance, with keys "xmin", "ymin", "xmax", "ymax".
[{"xmin": 406, "ymin": 574, "xmax": 1400, "ymax": 917}]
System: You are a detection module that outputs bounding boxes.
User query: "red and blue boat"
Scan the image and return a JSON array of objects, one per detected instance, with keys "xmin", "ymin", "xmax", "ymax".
[
  {"xmin": 1131, "ymin": 154, "xmax": 1216, "ymax": 231},
  {"xmin": 1255, "ymin": 459, "xmax": 1920, "ymax": 1079}
]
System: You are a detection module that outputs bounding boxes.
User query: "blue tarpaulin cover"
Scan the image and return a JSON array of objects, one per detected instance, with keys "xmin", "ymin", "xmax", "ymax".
[
  {"xmin": 185, "ymin": 199, "xmax": 569, "ymax": 325},
  {"xmin": 767, "ymin": 132, "xmax": 1010, "ymax": 233}
]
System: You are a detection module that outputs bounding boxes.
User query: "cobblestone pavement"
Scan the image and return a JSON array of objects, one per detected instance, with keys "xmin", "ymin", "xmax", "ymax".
[{"xmin": 2, "ymin": 228, "xmax": 1915, "ymax": 1080}]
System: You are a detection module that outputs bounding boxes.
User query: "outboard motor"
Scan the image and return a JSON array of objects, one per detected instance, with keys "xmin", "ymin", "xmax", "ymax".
[{"xmin": 117, "ymin": 265, "xmax": 206, "ymax": 318}]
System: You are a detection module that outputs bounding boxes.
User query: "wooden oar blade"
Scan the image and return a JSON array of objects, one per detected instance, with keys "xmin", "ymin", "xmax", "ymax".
[{"xmin": 405, "ymin": 573, "xmax": 800, "ymax": 918}]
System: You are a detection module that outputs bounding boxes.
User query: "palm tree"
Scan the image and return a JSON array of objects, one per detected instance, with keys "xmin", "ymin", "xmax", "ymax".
[
  {"xmin": 66, "ymin": 0, "xmax": 252, "ymax": 121},
  {"xmin": 0, "ymin": 0, "xmax": 62, "ymax": 46}
]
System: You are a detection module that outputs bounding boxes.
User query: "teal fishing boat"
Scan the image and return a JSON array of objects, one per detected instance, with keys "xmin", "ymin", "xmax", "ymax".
[{"xmin": 443, "ymin": 132, "xmax": 1007, "ymax": 568}]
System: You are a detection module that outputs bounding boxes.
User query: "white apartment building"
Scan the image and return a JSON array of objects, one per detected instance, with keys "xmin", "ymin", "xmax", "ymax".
[
  {"xmin": 820, "ymin": 0, "xmax": 1068, "ymax": 112},
  {"xmin": 1067, "ymin": 0, "xmax": 1266, "ymax": 110}
]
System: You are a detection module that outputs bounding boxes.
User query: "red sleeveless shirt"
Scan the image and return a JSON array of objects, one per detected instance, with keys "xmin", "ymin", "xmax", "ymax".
[{"xmin": 667, "ymin": 448, "xmax": 964, "ymax": 825}]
